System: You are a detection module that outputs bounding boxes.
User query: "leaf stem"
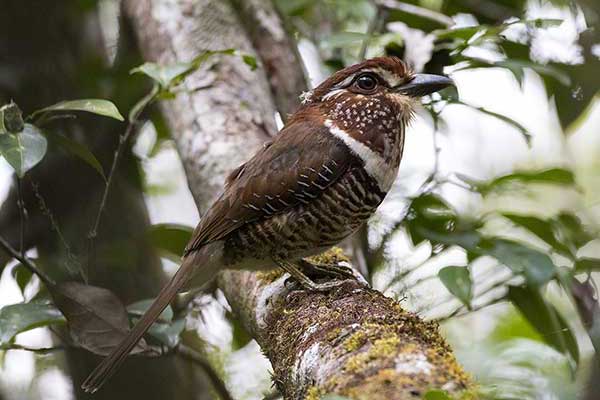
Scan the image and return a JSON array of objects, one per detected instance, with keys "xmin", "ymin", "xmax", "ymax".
[
  {"xmin": 87, "ymin": 86, "xmax": 157, "ymax": 272},
  {"xmin": 16, "ymin": 177, "xmax": 26, "ymax": 256},
  {"xmin": 0, "ymin": 234, "xmax": 55, "ymax": 287},
  {"xmin": 177, "ymin": 345, "xmax": 234, "ymax": 400}
]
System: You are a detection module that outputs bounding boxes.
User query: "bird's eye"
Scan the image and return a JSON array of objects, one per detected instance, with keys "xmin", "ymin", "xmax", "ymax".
[{"xmin": 355, "ymin": 74, "xmax": 378, "ymax": 91}]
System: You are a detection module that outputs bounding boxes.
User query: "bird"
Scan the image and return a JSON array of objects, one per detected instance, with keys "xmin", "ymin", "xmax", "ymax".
[{"xmin": 81, "ymin": 56, "xmax": 453, "ymax": 393}]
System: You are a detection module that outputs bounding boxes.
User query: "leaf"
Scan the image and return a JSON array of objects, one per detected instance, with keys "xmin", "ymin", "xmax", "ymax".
[
  {"xmin": 438, "ymin": 266, "xmax": 473, "ymax": 308},
  {"xmin": 11, "ymin": 264, "xmax": 33, "ymax": 294},
  {"xmin": 45, "ymin": 131, "xmax": 105, "ymax": 180},
  {"xmin": 478, "ymin": 238, "xmax": 556, "ymax": 287},
  {"xmin": 242, "ymin": 54, "xmax": 258, "ymax": 71},
  {"xmin": 127, "ymin": 299, "xmax": 183, "ymax": 348},
  {"xmin": 51, "ymin": 281, "xmax": 149, "ymax": 356},
  {"xmin": 322, "ymin": 32, "xmax": 370, "ymax": 48},
  {"xmin": 574, "ymin": 258, "xmax": 600, "ymax": 273},
  {"xmin": 424, "ymin": 390, "xmax": 454, "ymax": 400},
  {"xmin": 146, "ymin": 319, "xmax": 185, "ymax": 348},
  {"xmin": 508, "ymin": 285, "xmax": 579, "ymax": 366},
  {"xmin": 127, "ymin": 299, "xmax": 173, "ymax": 324},
  {"xmin": 450, "ymin": 100, "xmax": 531, "ymax": 144},
  {"xmin": 501, "ymin": 213, "xmax": 572, "ymax": 257},
  {"xmin": 131, "ymin": 49, "xmax": 237, "ymax": 90},
  {"xmin": 0, "ymin": 301, "xmax": 65, "ymax": 345},
  {"xmin": 468, "ymin": 168, "xmax": 576, "ymax": 195},
  {"xmin": 0, "ymin": 124, "xmax": 48, "ymax": 177},
  {"xmin": 226, "ymin": 311, "xmax": 252, "ymax": 350},
  {"xmin": 31, "ymin": 99, "xmax": 124, "ymax": 121},
  {"xmin": 148, "ymin": 223, "xmax": 193, "ymax": 262}
]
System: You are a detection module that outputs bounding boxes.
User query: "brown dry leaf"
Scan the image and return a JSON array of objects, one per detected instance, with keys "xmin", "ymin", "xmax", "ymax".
[{"xmin": 50, "ymin": 281, "xmax": 152, "ymax": 356}]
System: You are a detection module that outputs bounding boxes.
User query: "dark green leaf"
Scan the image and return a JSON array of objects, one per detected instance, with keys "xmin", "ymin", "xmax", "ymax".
[
  {"xmin": 424, "ymin": 390, "xmax": 454, "ymax": 400},
  {"xmin": 127, "ymin": 299, "xmax": 173, "ymax": 324},
  {"xmin": 478, "ymin": 238, "xmax": 556, "ymax": 287},
  {"xmin": 46, "ymin": 131, "xmax": 105, "ymax": 180},
  {"xmin": 146, "ymin": 319, "xmax": 185, "ymax": 348},
  {"xmin": 0, "ymin": 301, "xmax": 65, "ymax": 345},
  {"xmin": 554, "ymin": 212, "xmax": 592, "ymax": 249},
  {"xmin": 11, "ymin": 264, "xmax": 33, "ymax": 294},
  {"xmin": 148, "ymin": 223, "xmax": 193, "ymax": 262},
  {"xmin": 438, "ymin": 266, "xmax": 473, "ymax": 308},
  {"xmin": 31, "ymin": 99, "xmax": 124, "ymax": 121},
  {"xmin": 0, "ymin": 124, "xmax": 48, "ymax": 177},
  {"xmin": 508, "ymin": 285, "xmax": 579, "ymax": 365}
]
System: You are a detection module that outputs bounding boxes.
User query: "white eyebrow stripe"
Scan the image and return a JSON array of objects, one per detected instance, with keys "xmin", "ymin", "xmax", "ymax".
[{"xmin": 361, "ymin": 68, "xmax": 403, "ymax": 87}]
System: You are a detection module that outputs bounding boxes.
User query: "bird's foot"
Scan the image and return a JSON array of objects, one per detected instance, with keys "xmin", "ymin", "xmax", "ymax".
[{"xmin": 276, "ymin": 259, "xmax": 364, "ymax": 292}]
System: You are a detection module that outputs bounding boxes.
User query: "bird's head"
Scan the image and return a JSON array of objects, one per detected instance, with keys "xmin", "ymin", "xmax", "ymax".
[{"xmin": 298, "ymin": 57, "xmax": 454, "ymax": 191}]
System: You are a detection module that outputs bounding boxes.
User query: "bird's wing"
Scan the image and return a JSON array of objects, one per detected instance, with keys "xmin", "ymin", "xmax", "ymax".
[{"xmin": 183, "ymin": 116, "xmax": 354, "ymax": 255}]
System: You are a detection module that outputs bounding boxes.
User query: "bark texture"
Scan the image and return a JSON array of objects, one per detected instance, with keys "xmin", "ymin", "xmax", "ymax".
[{"xmin": 125, "ymin": 0, "xmax": 475, "ymax": 399}]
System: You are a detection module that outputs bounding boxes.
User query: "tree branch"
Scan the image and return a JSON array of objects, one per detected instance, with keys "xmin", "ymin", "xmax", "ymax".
[{"xmin": 125, "ymin": 1, "xmax": 475, "ymax": 398}]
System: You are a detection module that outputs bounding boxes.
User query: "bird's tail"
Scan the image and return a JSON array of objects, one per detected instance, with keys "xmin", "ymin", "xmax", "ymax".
[{"xmin": 81, "ymin": 242, "xmax": 223, "ymax": 393}]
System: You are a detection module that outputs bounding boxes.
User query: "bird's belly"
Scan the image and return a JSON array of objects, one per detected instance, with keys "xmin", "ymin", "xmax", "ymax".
[{"xmin": 222, "ymin": 167, "xmax": 385, "ymax": 266}]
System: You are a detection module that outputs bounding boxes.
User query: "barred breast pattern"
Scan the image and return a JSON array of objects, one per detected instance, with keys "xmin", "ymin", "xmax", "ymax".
[{"xmin": 223, "ymin": 165, "xmax": 385, "ymax": 264}]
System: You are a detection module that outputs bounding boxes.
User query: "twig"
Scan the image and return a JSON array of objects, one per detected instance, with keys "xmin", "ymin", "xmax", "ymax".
[
  {"xmin": 0, "ymin": 343, "xmax": 66, "ymax": 354},
  {"xmin": 359, "ymin": 6, "xmax": 384, "ymax": 61},
  {"xmin": 374, "ymin": 0, "xmax": 453, "ymax": 27},
  {"xmin": 16, "ymin": 177, "xmax": 26, "ymax": 256},
  {"xmin": 177, "ymin": 345, "xmax": 234, "ymax": 400},
  {"xmin": 31, "ymin": 182, "xmax": 82, "ymax": 280},
  {"xmin": 87, "ymin": 87, "xmax": 155, "ymax": 271},
  {"xmin": 0, "ymin": 234, "xmax": 55, "ymax": 287}
]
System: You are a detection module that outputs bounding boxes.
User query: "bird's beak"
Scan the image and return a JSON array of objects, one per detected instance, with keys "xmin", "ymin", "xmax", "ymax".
[{"xmin": 393, "ymin": 74, "xmax": 454, "ymax": 97}]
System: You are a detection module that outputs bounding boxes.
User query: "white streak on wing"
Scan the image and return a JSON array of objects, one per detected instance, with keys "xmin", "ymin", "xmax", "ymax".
[{"xmin": 324, "ymin": 119, "xmax": 397, "ymax": 192}]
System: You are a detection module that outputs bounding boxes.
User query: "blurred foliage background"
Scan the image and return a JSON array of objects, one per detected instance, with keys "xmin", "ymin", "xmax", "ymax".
[{"xmin": 0, "ymin": 0, "xmax": 599, "ymax": 399}]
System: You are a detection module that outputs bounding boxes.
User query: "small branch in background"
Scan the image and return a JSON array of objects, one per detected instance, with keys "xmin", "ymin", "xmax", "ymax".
[
  {"xmin": 359, "ymin": 5, "xmax": 385, "ymax": 61},
  {"xmin": 0, "ymin": 343, "xmax": 66, "ymax": 354},
  {"xmin": 15, "ymin": 177, "xmax": 26, "ymax": 256},
  {"xmin": 374, "ymin": 0, "xmax": 454, "ymax": 27},
  {"xmin": 0, "ymin": 234, "xmax": 55, "ymax": 287},
  {"xmin": 177, "ymin": 345, "xmax": 234, "ymax": 400},
  {"xmin": 31, "ymin": 182, "xmax": 82, "ymax": 279}
]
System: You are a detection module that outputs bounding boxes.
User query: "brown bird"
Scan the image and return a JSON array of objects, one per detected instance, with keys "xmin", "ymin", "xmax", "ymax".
[{"xmin": 82, "ymin": 56, "xmax": 453, "ymax": 393}]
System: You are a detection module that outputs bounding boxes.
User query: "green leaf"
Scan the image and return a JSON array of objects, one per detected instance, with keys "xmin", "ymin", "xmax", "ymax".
[
  {"xmin": 424, "ymin": 390, "xmax": 454, "ymax": 400},
  {"xmin": 131, "ymin": 49, "xmax": 237, "ymax": 90},
  {"xmin": 226, "ymin": 311, "xmax": 252, "ymax": 350},
  {"xmin": 242, "ymin": 54, "xmax": 258, "ymax": 71},
  {"xmin": 11, "ymin": 264, "xmax": 33, "ymax": 294},
  {"xmin": 127, "ymin": 299, "xmax": 173, "ymax": 323},
  {"xmin": 31, "ymin": 99, "xmax": 124, "ymax": 121},
  {"xmin": 478, "ymin": 238, "xmax": 556, "ymax": 287},
  {"xmin": 574, "ymin": 258, "xmax": 600, "ymax": 273},
  {"xmin": 501, "ymin": 213, "xmax": 572, "ymax": 257},
  {"xmin": 146, "ymin": 319, "xmax": 185, "ymax": 348},
  {"xmin": 46, "ymin": 131, "xmax": 105, "ymax": 180},
  {"xmin": 466, "ymin": 168, "xmax": 576, "ymax": 195},
  {"xmin": 438, "ymin": 266, "xmax": 473, "ymax": 308},
  {"xmin": 148, "ymin": 223, "xmax": 193, "ymax": 262},
  {"xmin": 508, "ymin": 285, "xmax": 579, "ymax": 366},
  {"xmin": 0, "ymin": 301, "xmax": 65, "ymax": 345},
  {"xmin": 0, "ymin": 123, "xmax": 48, "ymax": 177},
  {"xmin": 322, "ymin": 32, "xmax": 370, "ymax": 48}
]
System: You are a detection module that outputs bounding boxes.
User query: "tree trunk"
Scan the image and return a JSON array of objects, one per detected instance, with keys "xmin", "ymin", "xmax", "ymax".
[
  {"xmin": 0, "ymin": 1, "xmax": 210, "ymax": 399},
  {"xmin": 125, "ymin": 0, "xmax": 476, "ymax": 398}
]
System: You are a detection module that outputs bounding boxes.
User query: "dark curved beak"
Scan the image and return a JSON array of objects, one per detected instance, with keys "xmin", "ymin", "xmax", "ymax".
[{"xmin": 394, "ymin": 74, "xmax": 455, "ymax": 97}]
